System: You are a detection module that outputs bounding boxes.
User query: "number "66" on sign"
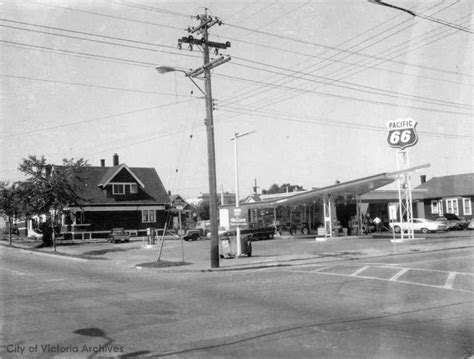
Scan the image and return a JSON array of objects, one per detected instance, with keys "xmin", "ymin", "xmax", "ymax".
[{"xmin": 387, "ymin": 119, "xmax": 418, "ymax": 150}]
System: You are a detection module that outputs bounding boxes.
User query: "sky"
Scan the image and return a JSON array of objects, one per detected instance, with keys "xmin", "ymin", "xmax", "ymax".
[{"xmin": 1, "ymin": 0, "xmax": 472, "ymax": 199}]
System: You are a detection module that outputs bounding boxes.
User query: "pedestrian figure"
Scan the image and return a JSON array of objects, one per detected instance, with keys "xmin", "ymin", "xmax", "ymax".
[{"xmin": 373, "ymin": 216, "xmax": 382, "ymax": 232}]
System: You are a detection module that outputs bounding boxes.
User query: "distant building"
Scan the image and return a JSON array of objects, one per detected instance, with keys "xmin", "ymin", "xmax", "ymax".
[
  {"xmin": 187, "ymin": 192, "xmax": 236, "ymax": 207},
  {"xmin": 415, "ymin": 173, "xmax": 473, "ymax": 220}
]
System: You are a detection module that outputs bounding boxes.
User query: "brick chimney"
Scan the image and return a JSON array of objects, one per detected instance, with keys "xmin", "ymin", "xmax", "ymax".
[
  {"xmin": 113, "ymin": 153, "xmax": 119, "ymax": 166},
  {"xmin": 420, "ymin": 175, "xmax": 426, "ymax": 184},
  {"xmin": 100, "ymin": 159, "xmax": 105, "ymax": 167}
]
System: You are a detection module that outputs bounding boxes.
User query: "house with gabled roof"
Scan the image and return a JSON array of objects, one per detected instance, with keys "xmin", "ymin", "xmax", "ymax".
[
  {"xmin": 415, "ymin": 173, "xmax": 473, "ymax": 220},
  {"xmin": 61, "ymin": 153, "xmax": 171, "ymax": 239}
]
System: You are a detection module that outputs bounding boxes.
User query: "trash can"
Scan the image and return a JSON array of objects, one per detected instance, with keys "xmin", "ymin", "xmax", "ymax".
[
  {"xmin": 219, "ymin": 233, "xmax": 234, "ymax": 259},
  {"xmin": 240, "ymin": 234, "xmax": 252, "ymax": 257}
]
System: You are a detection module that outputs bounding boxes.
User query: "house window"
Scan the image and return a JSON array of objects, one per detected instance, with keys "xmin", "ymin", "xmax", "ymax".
[
  {"xmin": 130, "ymin": 183, "xmax": 138, "ymax": 194},
  {"xmin": 463, "ymin": 198, "xmax": 472, "ymax": 216},
  {"xmin": 142, "ymin": 209, "xmax": 156, "ymax": 223},
  {"xmin": 445, "ymin": 198, "xmax": 459, "ymax": 215},
  {"xmin": 112, "ymin": 184, "xmax": 125, "ymax": 195},
  {"xmin": 431, "ymin": 200, "xmax": 439, "ymax": 214}
]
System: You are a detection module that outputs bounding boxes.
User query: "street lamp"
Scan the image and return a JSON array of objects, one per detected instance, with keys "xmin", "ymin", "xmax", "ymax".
[
  {"xmin": 230, "ymin": 130, "xmax": 255, "ymax": 256},
  {"xmin": 156, "ymin": 65, "xmax": 220, "ymax": 268},
  {"xmin": 155, "ymin": 66, "xmax": 206, "ymax": 96}
]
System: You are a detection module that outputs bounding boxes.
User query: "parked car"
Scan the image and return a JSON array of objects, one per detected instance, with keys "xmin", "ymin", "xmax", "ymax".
[
  {"xmin": 390, "ymin": 218, "xmax": 447, "ymax": 234},
  {"xmin": 436, "ymin": 213, "xmax": 464, "ymax": 230},
  {"xmin": 467, "ymin": 218, "xmax": 474, "ymax": 230},
  {"xmin": 182, "ymin": 229, "xmax": 205, "ymax": 241},
  {"xmin": 108, "ymin": 228, "xmax": 130, "ymax": 243},
  {"xmin": 2, "ymin": 224, "xmax": 19, "ymax": 235},
  {"xmin": 457, "ymin": 217, "xmax": 469, "ymax": 230}
]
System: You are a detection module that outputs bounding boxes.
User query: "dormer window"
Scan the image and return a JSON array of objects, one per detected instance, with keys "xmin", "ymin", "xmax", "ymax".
[
  {"xmin": 112, "ymin": 183, "xmax": 138, "ymax": 195},
  {"xmin": 113, "ymin": 184, "xmax": 125, "ymax": 195}
]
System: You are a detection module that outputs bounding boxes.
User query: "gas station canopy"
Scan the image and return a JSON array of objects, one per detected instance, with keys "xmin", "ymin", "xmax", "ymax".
[{"xmin": 242, "ymin": 163, "xmax": 430, "ymax": 209}]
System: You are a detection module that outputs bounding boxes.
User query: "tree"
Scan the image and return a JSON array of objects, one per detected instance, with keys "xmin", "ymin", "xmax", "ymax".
[
  {"xmin": 18, "ymin": 155, "xmax": 88, "ymax": 251},
  {"xmin": 190, "ymin": 202, "xmax": 210, "ymax": 221},
  {"xmin": 262, "ymin": 183, "xmax": 305, "ymax": 195},
  {"xmin": 0, "ymin": 182, "xmax": 24, "ymax": 246}
]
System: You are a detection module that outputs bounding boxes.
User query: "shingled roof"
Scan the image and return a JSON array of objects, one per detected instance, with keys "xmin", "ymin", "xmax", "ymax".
[
  {"xmin": 415, "ymin": 173, "xmax": 474, "ymax": 198},
  {"xmin": 64, "ymin": 165, "xmax": 170, "ymax": 205}
]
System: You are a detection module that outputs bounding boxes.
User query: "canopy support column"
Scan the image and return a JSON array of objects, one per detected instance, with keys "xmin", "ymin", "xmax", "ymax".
[{"xmin": 323, "ymin": 194, "xmax": 333, "ymax": 238}]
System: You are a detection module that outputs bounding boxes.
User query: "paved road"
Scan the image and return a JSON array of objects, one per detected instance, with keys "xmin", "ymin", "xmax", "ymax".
[{"xmin": 1, "ymin": 245, "xmax": 473, "ymax": 358}]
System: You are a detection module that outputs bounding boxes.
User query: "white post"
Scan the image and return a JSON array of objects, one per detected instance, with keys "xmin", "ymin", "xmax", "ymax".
[
  {"xmin": 230, "ymin": 131, "xmax": 255, "ymax": 256},
  {"xmin": 233, "ymin": 133, "xmax": 242, "ymax": 256},
  {"xmin": 179, "ymin": 208, "xmax": 184, "ymax": 263}
]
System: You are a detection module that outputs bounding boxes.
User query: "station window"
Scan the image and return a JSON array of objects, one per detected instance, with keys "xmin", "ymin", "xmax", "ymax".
[
  {"xmin": 463, "ymin": 198, "xmax": 472, "ymax": 216},
  {"xmin": 445, "ymin": 198, "xmax": 459, "ymax": 215},
  {"xmin": 142, "ymin": 209, "xmax": 156, "ymax": 223}
]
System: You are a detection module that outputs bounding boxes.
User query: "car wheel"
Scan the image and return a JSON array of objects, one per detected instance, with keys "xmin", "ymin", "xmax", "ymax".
[
  {"xmin": 191, "ymin": 233, "xmax": 199, "ymax": 241},
  {"xmin": 289, "ymin": 228, "xmax": 296, "ymax": 235},
  {"xmin": 302, "ymin": 227, "xmax": 309, "ymax": 235},
  {"xmin": 394, "ymin": 226, "xmax": 401, "ymax": 233},
  {"xmin": 248, "ymin": 242, "xmax": 252, "ymax": 257},
  {"xmin": 421, "ymin": 228, "xmax": 429, "ymax": 234}
]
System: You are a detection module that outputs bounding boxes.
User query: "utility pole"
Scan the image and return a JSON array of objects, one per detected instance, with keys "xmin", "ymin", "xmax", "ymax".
[
  {"xmin": 253, "ymin": 178, "xmax": 259, "ymax": 194},
  {"xmin": 177, "ymin": 9, "xmax": 231, "ymax": 268}
]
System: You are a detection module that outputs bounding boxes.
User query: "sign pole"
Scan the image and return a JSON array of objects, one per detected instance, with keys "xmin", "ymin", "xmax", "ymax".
[
  {"xmin": 178, "ymin": 207, "xmax": 184, "ymax": 263},
  {"xmin": 387, "ymin": 118, "xmax": 418, "ymax": 242}
]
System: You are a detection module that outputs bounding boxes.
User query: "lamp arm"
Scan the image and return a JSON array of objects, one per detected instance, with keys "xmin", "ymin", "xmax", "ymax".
[{"xmin": 186, "ymin": 76, "xmax": 206, "ymax": 96}]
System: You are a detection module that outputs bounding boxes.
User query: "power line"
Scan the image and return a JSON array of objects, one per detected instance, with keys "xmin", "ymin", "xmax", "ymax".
[
  {"xmin": 317, "ymin": 12, "xmax": 472, "ymax": 88},
  {"xmin": 0, "ymin": 73, "xmax": 194, "ymax": 98},
  {"xmin": 116, "ymin": 1, "xmax": 192, "ymax": 18},
  {"xmin": 27, "ymin": 1, "xmax": 185, "ymax": 30},
  {"xmin": 223, "ymin": 13, "xmax": 473, "ymax": 111},
  {"xmin": 217, "ymin": 6, "xmax": 471, "ymax": 112},
  {"xmin": 229, "ymin": 57, "xmax": 472, "ymax": 110},
  {"xmin": 224, "ymin": 22, "xmax": 470, "ymax": 78},
  {"xmin": 1, "ymin": 99, "xmax": 198, "ymax": 138},
  {"xmin": 0, "ymin": 18, "xmax": 181, "ymax": 50},
  {"xmin": 221, "ymin": 10, "xmax": 472, "ymax": 118},
  {"xmin": 1, "ymin": 40, "xmax": 156, "ymax": 68},
  {"xmin": 216, "ymin": 105, "xmax": 473, "ymax": 140},
  {"xmin": 0, "ymin": 23, "xmax": 199, "ymax": 59},
  {"xmin": 369, "ymin": 0, "xmax": 473, "ymax": 33},
  {"xmin": 223, "ymin": 36, "xmax": 469, "ymax": 88},
  {"xmin": 215, "ymin": 73, "xmax": 473, "ymax": 117},
  {"xmin": 217, "ymin": 3, "xmax": 469, "ymax": 117},
  {"xmin": 303, "ymin": 1, "xmax": 459, "ymax": 79}
]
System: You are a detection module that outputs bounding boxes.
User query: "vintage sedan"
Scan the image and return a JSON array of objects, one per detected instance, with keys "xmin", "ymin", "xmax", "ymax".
[
  {"xmin": 390, "ymin": 218, "xmax": 447, "ymax": 234},
  {"xmin": 108, "ymin": 228, "xmax": 130, "ymax": 243}
]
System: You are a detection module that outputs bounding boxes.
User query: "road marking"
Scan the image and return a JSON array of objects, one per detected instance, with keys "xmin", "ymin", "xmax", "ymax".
[
  {"xmin": 391, "ymin": 254, "xmax": 473, "ymax": 265},
  {"xmin": 288, "ymin": 269, "xmax": 474, "ymax": 294},
  {"xmin": 0, "ymin": 266, "xmax": 29, "ymax": 276},
  {"xmin": 444, "ymin": 272, "xmax": 457, "ymax": 289},
  {"xmin": 313, "ymin": 265, "xmax": 336, "ymax": 272},
  {"xmin": 350, "ymin": 266, "xmax": 369, "ymax": 276},
  {"xmin": 389, "ymin": 268, "xmax": 409, "ymax": 281}
]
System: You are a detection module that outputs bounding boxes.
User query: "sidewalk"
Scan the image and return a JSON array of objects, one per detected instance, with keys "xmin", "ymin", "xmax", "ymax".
[{"xmin": 1, "ymin": 232, "xmax": 473, "ymax": 272}]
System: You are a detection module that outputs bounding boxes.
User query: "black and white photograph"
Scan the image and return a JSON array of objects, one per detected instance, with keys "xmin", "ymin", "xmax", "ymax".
[{"xmin": 1, "ymin": 0, "xmax": 473, "ymax": 358}]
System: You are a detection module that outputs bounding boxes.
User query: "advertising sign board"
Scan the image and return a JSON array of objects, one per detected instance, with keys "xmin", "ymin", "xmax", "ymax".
[
  {"xmin": 388, "ymin": 203, "xmax": 398, "ymax": 221},
  {"xmin": 387, "ymin": 118, "xmax": 418, "ymax": 150}
]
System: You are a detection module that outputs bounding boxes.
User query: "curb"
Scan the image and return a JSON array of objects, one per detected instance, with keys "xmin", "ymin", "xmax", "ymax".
[
  {"xmin": 1, "ymin": 242, "xmax": 89, "ymax": 262},
  {"xmin": 134, "ymin": 242, "xmax": 474, "ymax": 273}
]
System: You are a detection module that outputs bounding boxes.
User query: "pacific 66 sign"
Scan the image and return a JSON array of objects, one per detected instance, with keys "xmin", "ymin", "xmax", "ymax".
[{"xmin": 387, "ymin": 118, "xmax": 419, "ymax": 150}]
